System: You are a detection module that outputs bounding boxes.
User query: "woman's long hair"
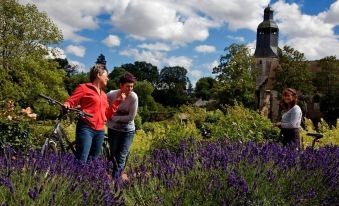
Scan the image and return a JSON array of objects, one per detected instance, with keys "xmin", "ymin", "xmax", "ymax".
[{"xmin": 280, "ymin": 88, "xmax": 298, "ymax": 111}]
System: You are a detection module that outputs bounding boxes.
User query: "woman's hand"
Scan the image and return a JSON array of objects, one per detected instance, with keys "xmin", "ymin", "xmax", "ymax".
[
  {"xmin": 274, "ymin": 122, "xmax": 282, "ymax": 128},
  {"xmin": 117, "ymin": 91, "xmax": 126, "ymax": 102},
  {"xmin": 63, "ymin": 102, "xmax": 71, "ymax": 109}
]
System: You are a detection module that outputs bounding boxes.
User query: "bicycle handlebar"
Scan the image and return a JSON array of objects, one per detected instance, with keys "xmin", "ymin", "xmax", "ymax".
[{"xmin": 39, "ymin": 94, "xmax": 93, "ymax": 118}]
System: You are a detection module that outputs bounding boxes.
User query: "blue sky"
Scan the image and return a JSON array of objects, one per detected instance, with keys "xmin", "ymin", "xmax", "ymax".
[{"xmin": 20, "ymin": 0, "xmax": 339, "ymax": 86}]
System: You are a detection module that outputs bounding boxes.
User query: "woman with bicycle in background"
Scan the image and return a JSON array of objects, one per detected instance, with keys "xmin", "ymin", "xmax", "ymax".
[
  {"xmin": 64, "ymin": 64, "xmax": 125, "ymax": 162},
  {"xmin": 107, "ymin": 72, "xmax": 138, "ymax": 181},
  {"xmin": 275, "ymin": 88, "xmax": 302, "ymax": 150}
]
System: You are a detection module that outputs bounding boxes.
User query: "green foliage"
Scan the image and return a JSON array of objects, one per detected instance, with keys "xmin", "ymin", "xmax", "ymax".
[
  {"xmin": 313, "ymin": 56, "xmax": 339, "ymax": 125},
  {"xmin": 0, "ymin": 0, "xmax": 67, "ymax": 116},
  {"xmin": 115, "ymin": 61, "xmax": 160, "ymax": 86},
  {"xmin": 0, "ymin": 0, "xmax": 62, "ymax": 64},
  {"xmin": 195, "ymin": 77, "xmax": 218, "ymax": 100},
  {"xmin": 95, "ymin": 53, "xmax": 106, "ymax": 65},
  {"xmin": 142, "ymin": 120, "xmax": 201, "ymax": 151},
  {"xmin": 134, "ymin": 81, "xmax": 160, "ymax": 121},
  {"xmin": 154, "ymin": 66, "xmax": 190, "ymax": 106},
  {"xmin": 63, "ymin": 72, "xmax": 89, "ymax": 95},
  {"xmin": 301, "ymin": 118, "xmax": 339, "ymax": 149},
  {"xmin": 183, "ymin": 105, "xmax": 279, "ymax": 142},
  {"xmin": 130, "ymin": 105, "xmax": 279, "ymax": 155},
  {"xmin": 273, "ymin": 46, "xmax": 315, "ymax": 95},
  {"xmin": 107, "ymin": 67, "xmax": 126, "ymax": 90},
  {"xmin": 0, "ymin": 120, "xmax": 32, "ymax": 150},
  {"xmin": 213, "ymin": 44, "xmax": 257, "ymax": 108}
]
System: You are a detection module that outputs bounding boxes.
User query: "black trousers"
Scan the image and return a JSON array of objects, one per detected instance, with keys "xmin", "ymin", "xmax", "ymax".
[{"xmin": 280, "ymin": 128, "xmax": 300, "ymax": 149}]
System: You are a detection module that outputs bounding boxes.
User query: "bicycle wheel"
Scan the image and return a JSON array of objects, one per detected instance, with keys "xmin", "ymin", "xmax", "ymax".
[
  {"xmin": 101, "ymin": 136, "xmax": 111, "ymax": 161},
  {"xmin": 41, "ymin": 136, "xmax": 58, "ymax": 156}
]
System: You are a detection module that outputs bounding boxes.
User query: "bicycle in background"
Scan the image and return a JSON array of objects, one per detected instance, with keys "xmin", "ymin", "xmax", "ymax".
[
  {"xmin": 39, "ymin": 94, "xmax": 110, "ymax": 160},
  {"xmin": 305, "ymin": 132, "xmax": 324, "ymax": 149}
]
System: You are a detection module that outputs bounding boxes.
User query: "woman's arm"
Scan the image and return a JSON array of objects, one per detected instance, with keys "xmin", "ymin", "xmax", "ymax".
[
  {"xmin": 64, "ymin": 85, "xmax": 84, "ymax": 108},
  {"xmin": 111, "ymin": 94, "xmax": 138, "ymax": 123},
  {"xmin": 105, "ymin": 92, "xmax": 126, "ymax": 119}
]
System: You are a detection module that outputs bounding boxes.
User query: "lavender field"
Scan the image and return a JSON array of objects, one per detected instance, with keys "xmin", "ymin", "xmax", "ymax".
[{"xmin": 1, "ymin": 139, "xmax": 338, "ymax": 205}]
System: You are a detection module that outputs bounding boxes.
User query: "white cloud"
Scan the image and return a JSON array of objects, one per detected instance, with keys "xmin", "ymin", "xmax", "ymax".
[
  {"xmin": 226, "ymin": 35, "xmax": 245, "ymax": 42},
  {"xmin": 138, "ymin": 42, "xmax": 172, "ymax": 51},
  {"xmin": 120, "ymin": 48, "xmax": 164, "ymax": 66},
  {"xmin": 190, "ymin": 70, "xmax": 202, "ymax": 79},
  {"xmin": 195, "ymin": 45, "xmax": 216, "ymax": 53},
  {"xmin": 120, "ymin": 48, "xmax": 193, "ymax": 69},
  {"xmin": 47, "ymin": 47, "xmax": 66, "ymax": 59},
  {"xmin": 110, "ymin": 0, "xmax": 214, "ymax": 44},
  {"xmin": 164, "ymin": 56, "xmax": 193, "ymax": 69},
  {"xmin": 199, "ymin": 60, "xmax": 219, "ymax": 74},
  {"xmin": 102, "ymin": 35, "xmax": 121, "ymax": 47},
  {"xmin": 272, "ymin": 1, "xmax": 339, "ymax": 60},
  {"xmin": 20, "ymin": 0, "xmax": 270, "ymax": 44},
  {"xmin": 65, "ymin": 45, "xmax": 86, "ymax": 57},
  {"xmin": 69, "ymin": 60, "xmax": 87, "ymax": 72},
  {"xmin": 318, "ymin": 1, "xmax": 339, "ymax": 25}
]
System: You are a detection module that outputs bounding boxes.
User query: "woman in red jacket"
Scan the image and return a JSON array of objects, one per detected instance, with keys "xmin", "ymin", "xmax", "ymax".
[{"xmin": 64, "ymin": 64, "xmax": 125, "ymax": 162}]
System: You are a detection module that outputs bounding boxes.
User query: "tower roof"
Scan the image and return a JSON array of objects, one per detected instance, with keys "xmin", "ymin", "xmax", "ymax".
[
  {"xmin": 257, "ymin": 21, "xmax": 279, "ymax": 29},
  {"xmin": 258, "ymin": 5, "xmax": 278, "ymax": 30},
  {"xmin": 264, "ymin": 5, "xmax": 273, "ymax": 13}
]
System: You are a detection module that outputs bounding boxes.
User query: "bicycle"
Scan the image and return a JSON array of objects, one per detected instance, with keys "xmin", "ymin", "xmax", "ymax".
[
  {"xmin": 306, "ymin": 132, "xmax": 324, "ymax": 149},
  {"xmin": 39, "ymin": 94, "xmax": 111, "ymax": 160}
]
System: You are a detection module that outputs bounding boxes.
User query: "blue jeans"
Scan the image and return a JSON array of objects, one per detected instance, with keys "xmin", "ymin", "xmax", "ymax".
[
  {"xmin": 75, "ymin": 120, "xmax": 104, "ymax": 162},
  {"xmin": 108, "ymin": 128, "xmax": 135, "ymax": 178}
]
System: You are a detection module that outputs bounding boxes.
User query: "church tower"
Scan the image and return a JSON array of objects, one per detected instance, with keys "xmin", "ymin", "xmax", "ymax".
[
  {"xmin": 254, "ymin": 6, "xmax": 279, "ymax": 57},
  {"xmin": 255, "ymin": 5, "xmax": 280, "ymax": 120}
]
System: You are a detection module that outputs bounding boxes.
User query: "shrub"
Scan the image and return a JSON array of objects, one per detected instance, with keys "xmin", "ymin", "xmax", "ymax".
[
  {"xmin": 125, "ymin": 140, "xmax": 339, "ymax": 205},
  {"xmin": 0, "ymin": 149, "xmax": 123, "ymax": 205},
  {"xmin": 0, "ymin": 120, "xmax": 33, "ymax": 151}
]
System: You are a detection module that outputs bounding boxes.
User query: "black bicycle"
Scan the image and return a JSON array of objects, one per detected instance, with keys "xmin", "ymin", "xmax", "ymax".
[
  {"xmin": 306, "ymin": 132, "xmax": 324, "ymax": 149},
  {"xmin": 39, "ymin": 94, "xmax": 110, "ymax": 160}
]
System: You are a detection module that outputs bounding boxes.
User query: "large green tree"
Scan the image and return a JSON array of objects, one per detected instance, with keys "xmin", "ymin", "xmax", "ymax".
[
  {"xmin": 213, "ymin": 44, "xmax": 257, "ymax": 108},
  {"xmin": 0, "ymin": 0, "xmax": 66, "ymax": 113},
  {"xmin": 313, "ymin": 56, "xmax": 339, "ymax": 125},
  {"xmin": 113, "ymin": 61, "xmax": 159, "ymax": 86},
  {"xmin": 154, "ymin": 66, "xmax": 190, "ymax": 106},
  {"xmin": 134, "ymin": 80, "xmax": 158, "ymax": 121},
  {"xmin": 195, "ymin": 77, "xmax": 217, "ymax": 100},
  {"xmin": 273, "ymin": 46, "xmax": 314, "ymax": 94}
]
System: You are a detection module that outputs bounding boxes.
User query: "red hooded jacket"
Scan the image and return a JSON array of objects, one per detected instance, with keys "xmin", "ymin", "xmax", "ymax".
[{"xmin": 64, "ymin": 83, "xmax": 120, "ymax": 130}]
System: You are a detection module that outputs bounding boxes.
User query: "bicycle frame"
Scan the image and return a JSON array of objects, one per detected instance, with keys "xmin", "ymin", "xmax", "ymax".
[
  {"xmin": 41, "ymin": 109, "xmax": 75, "ymax": 156},
  {"xmin": 39, "ymin": 94, "xmax": 110, "ymax": 160}
]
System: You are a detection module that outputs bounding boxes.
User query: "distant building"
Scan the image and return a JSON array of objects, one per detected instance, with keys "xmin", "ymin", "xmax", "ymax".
[{"xmin": 254, "ymin": 5, "xmax": 280, "ymax": 121}]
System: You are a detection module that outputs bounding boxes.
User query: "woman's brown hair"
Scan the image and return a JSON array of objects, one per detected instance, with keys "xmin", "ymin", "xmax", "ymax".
[
  {"xmin": 280, "ymin": 88, "xmax": 298, "ymax": 110},
  {"xmin": 89, "ymin": 64, "xmax": 108, "ymax": 83}
]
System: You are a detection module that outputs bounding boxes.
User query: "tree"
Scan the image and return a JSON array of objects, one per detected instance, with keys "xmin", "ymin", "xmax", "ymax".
[
  {"xmin": 53, "ymin": 58, "xmax": 78, "ymax": 77},
  {"xmin": 0, "ymin": 0, "xmax": 67, "ymax": 116},
  {"xmin": 154, "ymin": 66, "xmax": 190, "ymax": 106},
  {"xmin": 107, "ymin": 67, "xmax": 127, "ymax": 91},
  {"xmin": 114, "ymin": 61, "xmax": 159, "ymax": 86},
  {"xmin": 213, "ymin": 44, "xmax": 257, "ymax": 108},
  {"xmin": 195, "ymin": 77, "xmax": 217, "ymax": 100},
  {"xmin": 1, "ymin": 0, "xmax": 62, "ymax": 69},
  {"xmin": 95, "ymin": 54, "xmax": 106, "ymax": 65},
  {"xmin": 313, "ymin": 56, "xmax": 339, "ymax": 126},
  {"xmin": 273, "ymin": 46, "xmax": 315, "ymax": 95},
  {"xmin": 64, "ymin": 72, "xmax": 89, "ymax": 95},
  {"xmin": 134, "ymin": 80, "xmax": 158, "ymax": 121}
]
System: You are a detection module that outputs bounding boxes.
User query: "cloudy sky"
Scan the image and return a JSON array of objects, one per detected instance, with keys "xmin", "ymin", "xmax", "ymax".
[{"xmin": 20, "ymin": 0, "xmax": 339, "ymax": 85}]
